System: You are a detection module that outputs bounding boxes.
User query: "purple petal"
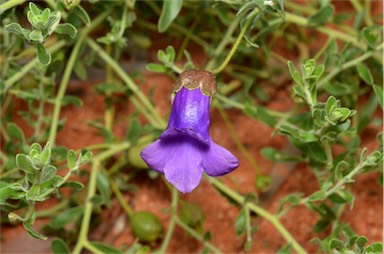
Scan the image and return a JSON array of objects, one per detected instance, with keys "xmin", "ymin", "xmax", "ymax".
[
  {"xmin": 140, "ymin": 140, "xmax": 170, "ymax": 173},
  {"xmin": 162, "ymin": 87, "xmax": 210, "ymax": 142},
  {"xmin": 163, "ymin": 137, "xmax": 204, "ymax": 193},
  {"xmin": 202, "ymin": 138, "xmax": 239, "ymax": 176},
  {"xmin": 141, "ymin": 136, "xmax": 205, "ymax": 193}
]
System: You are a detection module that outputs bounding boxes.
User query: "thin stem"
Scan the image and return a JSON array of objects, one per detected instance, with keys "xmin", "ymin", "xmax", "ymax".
[
  {"xmin": 48, "ymin": 12, "xmax": 109, "ymax": 146},
  {"xmin": 174, "ymin": 217, "xmax": 222, "ymax": 254},
  {"xmin": 86, "ymin": 38, "xmax": 166, "ymax": 129},
  {"xmin": 0, "ymin": 0, "xmax": 25, "ymax": 14},
  {"xmin": 110, "ymin": 178, "xmax": 134, "ymax": 217},
  {"xmin": 159, "ymin": 187, "xmax": 178, "ymax": 253},
  {"xmin": 35, "ymin": 200, "xmax": 70, "ymax": 218},
  {"xmin": 208, "ymin": 177, "xmax": 306, "ymax": 254},
  {"xmin": 363, "ymin": 0, "xmax": 374, "ymax": 26},
  {"xmin": 317, "ymin": 43, "xmax": 384, "ymax": 89},
  {"xmin": 73, "ymin": 142, "xmax": 130, "ymax": 254},
  {"xmin": 82, "ymin": 241, "xmax": 104, "ymax": 254},
  {"xmin": 284, "ymin": 12, "xmax": 365, "ymax": 50},
  {"xmin": 211, "ymin": 10, "xmax": 258, "ymax": 74},
  {"xmin": 205, "ymin": 14, "xmax": 242, "ymax": 70}
]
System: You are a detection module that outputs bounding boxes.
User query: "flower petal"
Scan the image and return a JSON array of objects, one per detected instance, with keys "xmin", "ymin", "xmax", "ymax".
[
  {"xmin": 163, "ymin": 138, "xmax": 204, "ymax": 193},
  {"xmin": 202, "ymin": 139, "xmax": 239, "ymax": 177},
  {"xmin": 163, "ymin": 87, "xmax": 211, "ymax": 142},
  {"xmin": 140, "ymin": 140, "xmax": 169, "ymax": 174}
]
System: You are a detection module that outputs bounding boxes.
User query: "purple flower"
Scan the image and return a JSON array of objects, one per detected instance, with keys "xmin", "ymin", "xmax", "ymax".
[{"xmin": 140, "ymin": 70, "xmax": 239, "ymax": 193}]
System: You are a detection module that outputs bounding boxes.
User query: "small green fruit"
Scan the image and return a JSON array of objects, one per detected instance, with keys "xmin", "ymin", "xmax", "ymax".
[
  {"xmin": 130, "ymin": 211, "xmax": 163, "ymax": 242},
  {"xmin": 127, "ymin": 144, "xmax": 150, "ymax": 169}
]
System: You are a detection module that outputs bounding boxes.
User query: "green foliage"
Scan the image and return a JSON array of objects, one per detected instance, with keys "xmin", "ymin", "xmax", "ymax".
[
  {"xmin": 1, "ymin": 143, "xmax": 91, "ymax": 240},
  {"xmin": 1, "ymin": 0, "xmax": 382, "ymax": 253},
  {"xmin": 4, "ymin": 3, "xmax": 77, "ymax": 66}
]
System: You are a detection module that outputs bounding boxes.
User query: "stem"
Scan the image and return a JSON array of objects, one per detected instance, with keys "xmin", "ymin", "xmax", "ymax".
[
  {"xmin": 33, "ymin": 79, "xmax": 46, "ymax": 140},
  {"xmin": 205, "ymin": 14, "xmax": 242, "ymax": 70},
  {"xmin": 174, "ymin": 217, "xmax": 222, "ymax": 254},
  {"xmin": 35, "ymin": 200, "xmax": 70, "ymax": 218},
  {"xmin": 210, "ymin": 10, "xmax": 258, "ymax": 74},
  {"xmin": 159, "ymin": 187, "xmax": 178, "ymax": 253},
  {"xmin": 73, "ymin": 142, "xmax": 130, "ymax": 254},
  {"xmin": 86, "ymin": 38, "xmax": 166, "ymax": 129},
  {"xmin": 2, "ymin": 41, "xmax": 66, "ymax": 95},
  {"xmin": 317, "ymin": 43, "xmax": 384, "ymax": 89},
  {"xmin": 284, "ymin": 12, "xmax": 365, "ymax": 50},
  {"xmin": 0, "ymin": 0, "xmax": 25, "ymax": 14},
  {"xmin": 208, "ymin": 177, "xmax": 306, "ymax": 254},
  {"xmin": 48, "ymin": 12, "xmax": 109, "ymax": 146},
  {"xmin": 110, "ymin": 178, "xmax": 134, "ymax": 217}
]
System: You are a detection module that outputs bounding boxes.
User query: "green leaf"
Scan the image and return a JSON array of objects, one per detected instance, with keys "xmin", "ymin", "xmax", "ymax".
[
  {"xmin": 72, "ymin": 5, "xmax": 91, "ymax": 26},
  {"xmin": 277, "ymin": 244, "xmax": 292, "ymax": 254},
  {"xmin": 234, "ymin": 209, "xmax": 246, "ymax": 235},
  {"xmin": 158, "ymin": 0, "xmax": 183, "ymax": 32},
  {"xmin": 41, "ymin": 8, "xmax": 50, "ymax": 25},
  {"xmin": 23, "ymin": 220, "xmax": 48, "ymax": 240},
  {"xmin": 26, "ymin": 184, "xmax": 45, "ymax": 201},
  {"xmin": 29, "ymin": 30, "xmax": 44, "ymax": 42},
  {"xmin": 36, "ymin": 43, "xmax": 51, "ymax": 66},
  {"xmin": 62, "ymin": 95, "xmax": 83, "ymax": 107},
  {"xmin": 362, "ymin": 27, "xmax": 377, "ymax": 49},
  {"xmin": 7, "ymin": 122, "xmax": 26, "ymax": 144},
  {"xmin": 237, "ymin": 1, "xmax": 263, "ymax": 17},
  {"xmin": 59, "ymin": 181, "xmax": 84, "ymax": 191},
  {"xmin": 287, "ymin": 61, "xmax": 304, "ymax": 87},
  {"xmin": 89, "ymin": 242, "xmax": 122, "ymax": 254},
  {"xmin": 0, "ymin": 182, "xmax": 25, "ymax": 205},
  {"xmin": 357, "ymin": 64, "xmax": 374, "ymax": 85},
  {"xmin": 51, "ymin": 206, "xmax": 84, "ymax": 229},
  {"xmin": 166, "ymin": 45, "xmax": 176, "ymax": 62},
  {"xmin": 16, "ymin": 154, "xmax": 34, "ymax": 174},
  {"xmin": 67, "ymin": 150, "xmax": 77, "ymax": 170},
  {"xmin": 51, "ymin": 238, "xmax": 71, "ymax": 254},
  {"xmin": 5, "ymin": 23, "xmax": 23, "ymax": 35},
  {"xmin": 127, "ymin": 118, "xmax": 141, "ymax": 144},
  {"xmin": 330, "ymin": 239, "xmax": 345, "ymax": 250},
  {"xmin": 372, "ymin": 85, "xmax": 383, "ymax": 109},
  {"xmin": 41, "ymin": 165, "xmax": 57, "ymax": 182},
  {"xmin": 308, "ymin": 190, "xmax": 326, "ymax": 201},
  {"xmin": 55, "ymin": 23, "xmax": 77, "ymax": 39},
  {"xmin": 29, "ymin": 2, "xmax": 41, "ymax": 16},
  {"xmin": 261, "ymin": 147, "xmax": 301, "ymax": 162},
  {"xmin": 314, "ymin": 219, "xmax": 330, "ymax": 233},
  {"xmin": 96, "ymin": 171, "xmax": 110, "ymax": 207},
  {"xmin": 308, "ymin": 5, "xmax": 334, "ymax": 26},
  {"xmin": 74, "ymin": 60, "xmax": 87, "ymax": 81},
  {"xmin": 79, "ymin": 151, "xmax": 92, "ymax": 164},
  {"xmin": 41, "ymin": 148, "xmax": 51, "ymax": 165},
  {"xmin": 145, "ymin": 63, "xmax": 167, "ymax": 73},
  {"xmin": 363, "ymin": 242, "xmax": 383, "ymax": 253}
]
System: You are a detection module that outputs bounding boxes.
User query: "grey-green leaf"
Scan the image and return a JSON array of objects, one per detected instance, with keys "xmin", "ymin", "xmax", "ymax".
[
  {"xmin": 5, "ymin": 23, "xmax": 23, "ymax": 35},
  {"xmin": 372, "ymin": 85, "xmax": 383, "ymax": 109},
  {"xmin": 67, "ymin": 150, "xmax": 77, "ymax": 169},
  {"xmin": 36, "ymin": 43, "xmax": 51, "ymax": 66},
  {"xmin": 55, "ymin": 23, "xmax": 77, "ymax": 39},
  {"xmin": 29, "ymin": 30, "xmax": 44, "ymax": 42},
  {"xmin": 158, "ymin": 0, "xmax": 183, "ymax": 33},
  {"xmin": 73, "ymin": 5, "xmax": 91, "ymax": 26},
  {"xmin": 16, "ymin": 154, "xmax": 34, "ymax": 174},
  {"xmin": 51, "ymin": 206, "xmax": 84, "ymax": 229},
  {"xmin": 308, "ymin": 5, "xmax": 334, "ymax": 26},
  {"xmin": 51, "ymin": 238, "xmax": 71, "ymax": 254},
  {"xmin": 356, "ymin": 63, "xmax": 374, "ymax": 85}
]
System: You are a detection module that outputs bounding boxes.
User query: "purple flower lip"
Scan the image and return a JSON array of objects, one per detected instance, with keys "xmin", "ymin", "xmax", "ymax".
[{"xmin": 140, "ymin": 70, "xmax": 239, "ymax": 193}]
